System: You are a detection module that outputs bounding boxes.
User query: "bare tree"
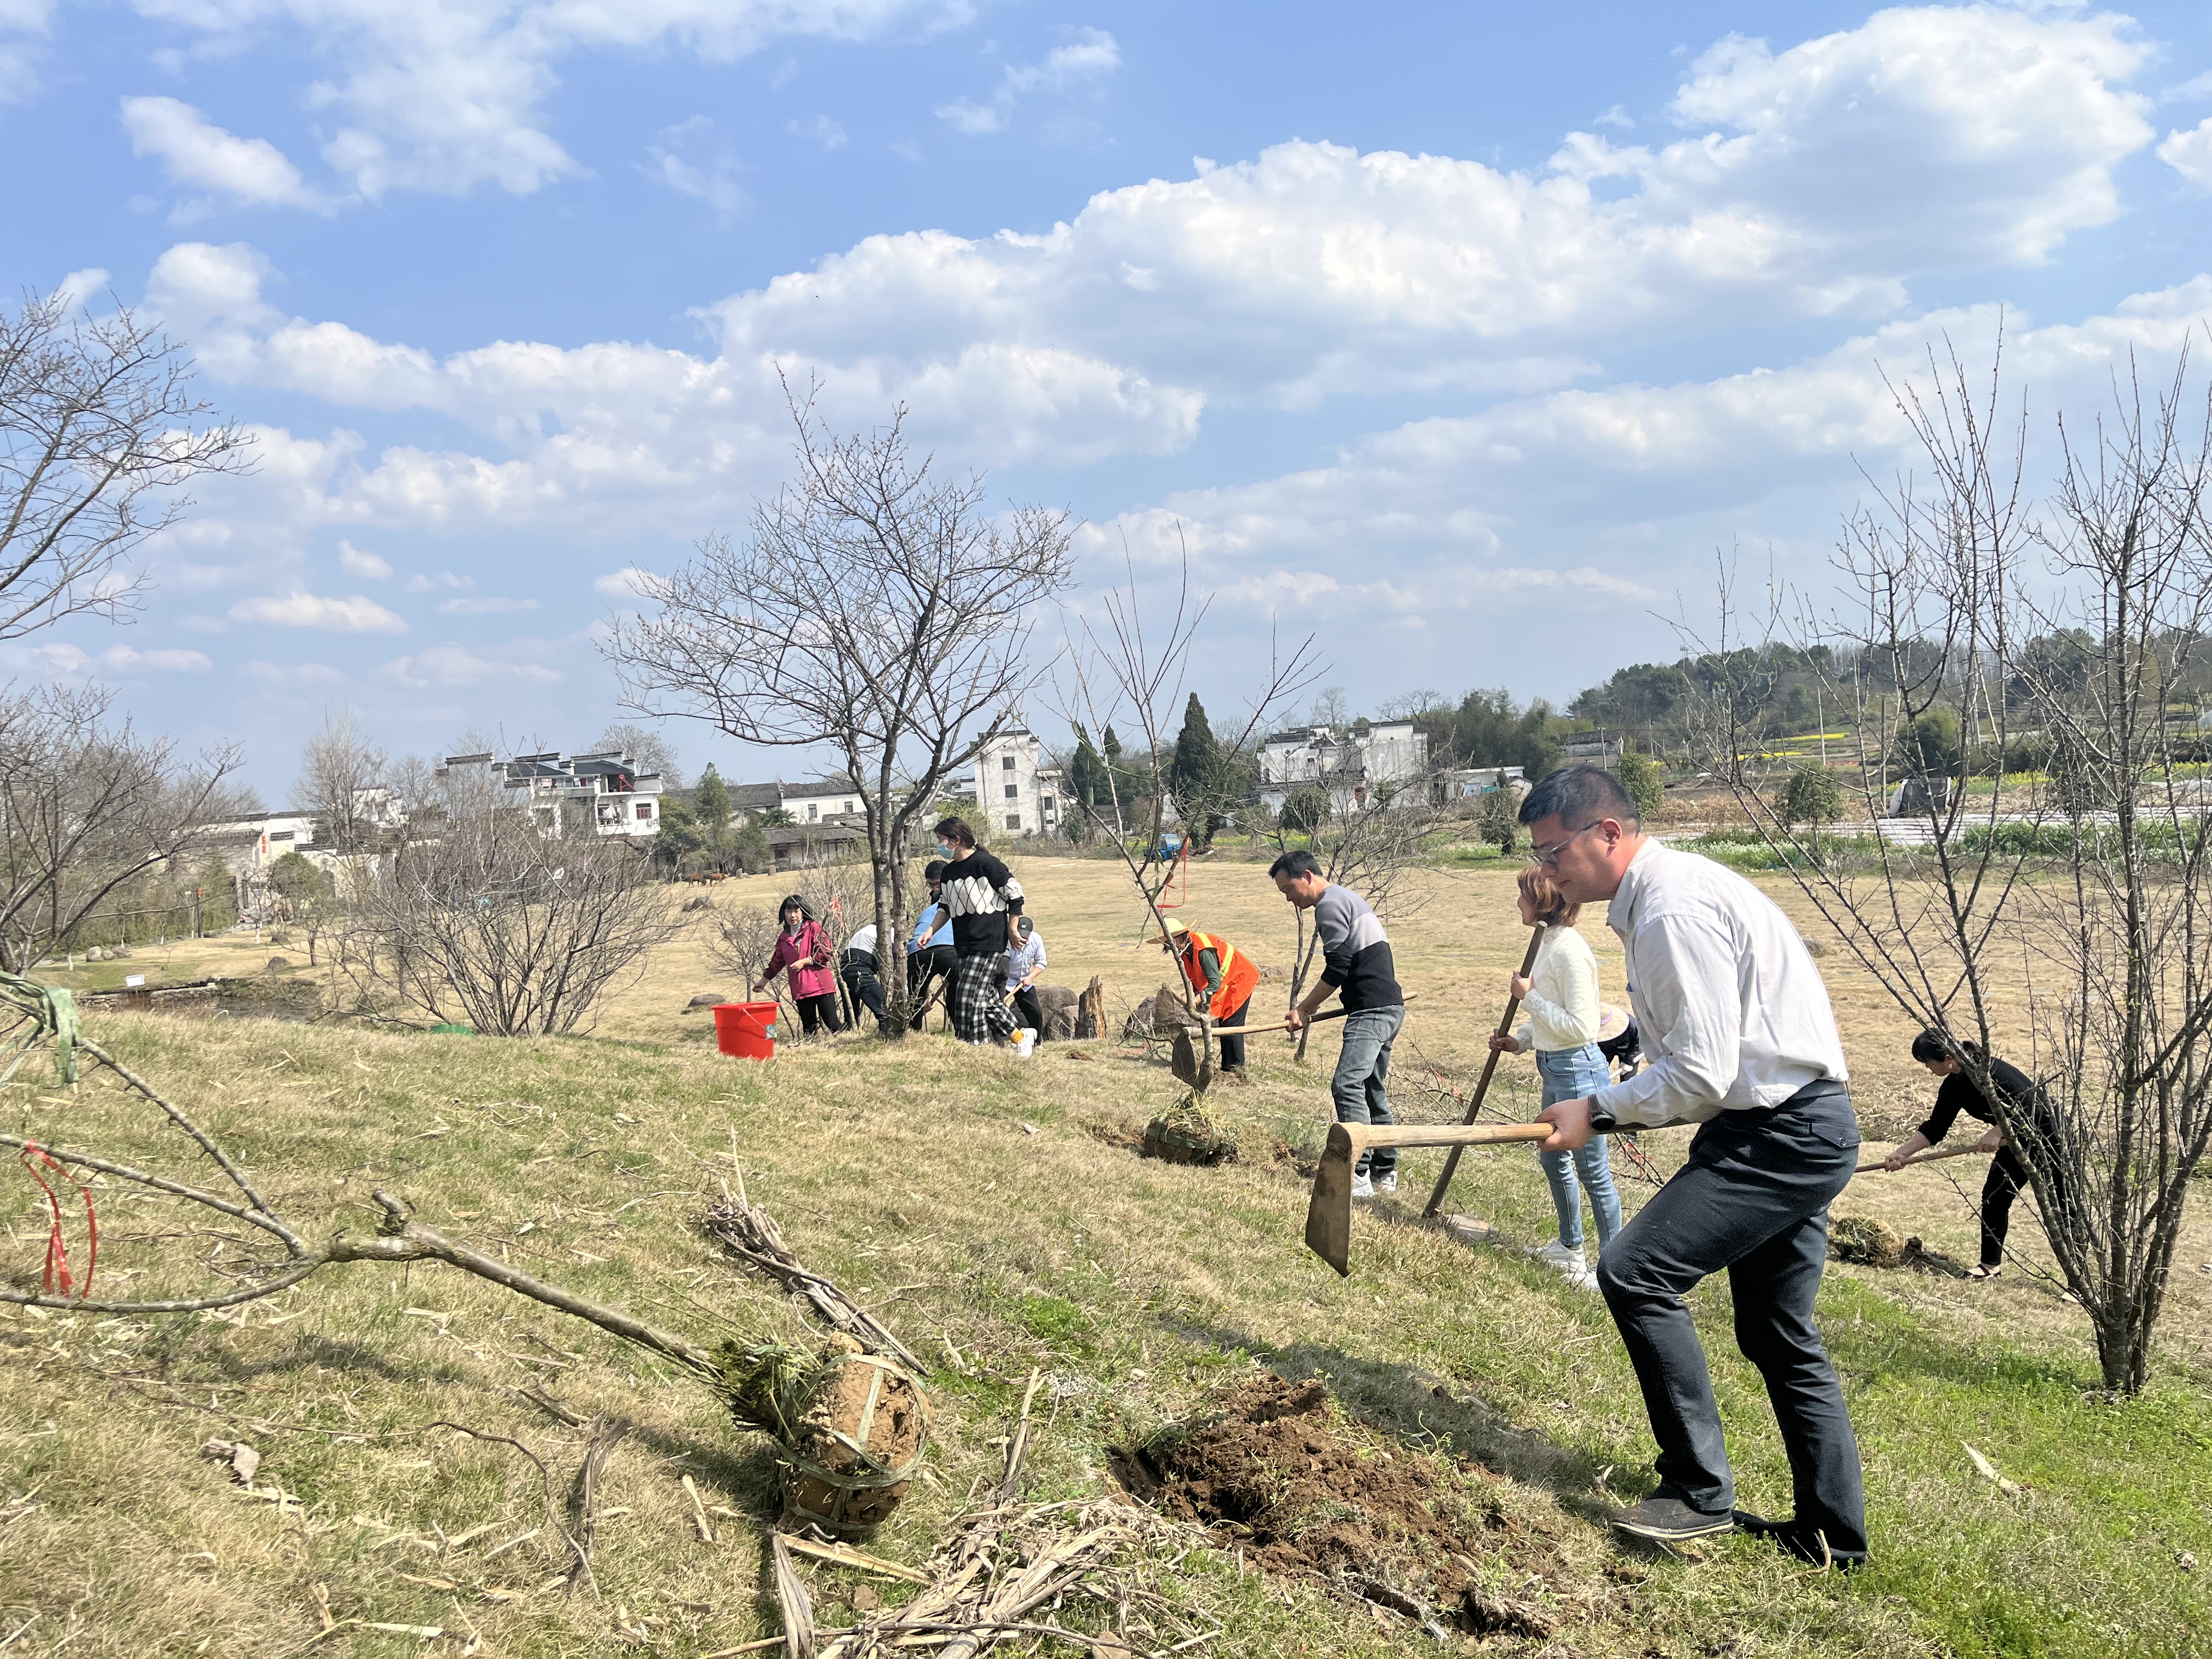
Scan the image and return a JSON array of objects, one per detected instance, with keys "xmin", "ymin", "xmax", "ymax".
[
  {"xmin": 603, "ymin": 387, "xmax": 1075, "ymax": 1036},
  {"xmin": 591, "ymin": 721, "xmax": 684, "ymax": 789},
  {"xmin": 297, "ymin": 707, "xmax": 389, "ymax": 851},
  {"xmin": 1308, "ymin": 686, "xmax": 1352, "ymax": 730},
  {"xmin": 1055, "ymin": 548, "xmax": 1322, "ymax": 1006},
  {"xmin": 1686, "ymin": 338, "xmax": 2212, "ymax": 1393},
  {"xmin": 0, "ymin": 685, "xmax": 250, "ymax": 970},
  {"xmin": 347, "ymin": 811, "xmax": 681, "ymax": 1035},
  {"xmin": 1, "ymin": 290, "xmax": 251, "ymax": 637}
]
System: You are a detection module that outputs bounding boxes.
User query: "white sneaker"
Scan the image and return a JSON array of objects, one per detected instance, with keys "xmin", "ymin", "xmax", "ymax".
[
  {"xmin": 1569, "ymin": 1268, "xmax": 1602, "ymax": 1293},
  {"xmin": 1351, "ymin": 1173, "xmax": 1375, "ymax": 1200},
  {"xmin": 1375, "ymin": 1173, "xmax": 1397, "ymax": 1195},
  {"xmin": 1532, "ymin": 1239, "xmax": 1585, "ymax": 1274}
]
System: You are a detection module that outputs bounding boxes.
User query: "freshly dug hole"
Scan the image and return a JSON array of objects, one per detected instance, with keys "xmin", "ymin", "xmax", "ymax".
[{"xmin": 1113, "ymin": 1374, "xmax": 1559, "ymax": 1632}]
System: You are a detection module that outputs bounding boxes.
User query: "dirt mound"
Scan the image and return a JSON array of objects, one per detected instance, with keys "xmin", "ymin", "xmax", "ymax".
[
  {"xmin": 1115, "ymin": 1375, "xmax": 1558, "ymax": 1633},
  {"xmin": 1830, "ymin": 1215, "xmax": 1906, "ymax": 1267}
]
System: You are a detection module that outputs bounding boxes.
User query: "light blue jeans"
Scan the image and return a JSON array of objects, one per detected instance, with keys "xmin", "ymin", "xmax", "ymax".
[
  {"xmin": 1536, "ymin": 1044, "xmax": 1622, "ymax": 1252},
  {"xmin": 1332, "ymin": 1003, "xmax": 1406, "ymax": 1178}
]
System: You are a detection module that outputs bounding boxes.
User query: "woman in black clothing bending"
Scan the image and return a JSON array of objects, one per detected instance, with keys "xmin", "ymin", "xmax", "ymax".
[
  {"xmin": 931, "ymin": 815, "xmax": 1025, "ymax": 1046},
  {"xmin": 1884, "ymin": 1030, "xmax": 2058, "ymax": 1279}
]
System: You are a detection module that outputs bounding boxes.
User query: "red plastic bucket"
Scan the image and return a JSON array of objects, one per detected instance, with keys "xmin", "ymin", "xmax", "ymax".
[{"xmin": 713, "ymin": 1000, "xmax": 780, "ymax": 1060}]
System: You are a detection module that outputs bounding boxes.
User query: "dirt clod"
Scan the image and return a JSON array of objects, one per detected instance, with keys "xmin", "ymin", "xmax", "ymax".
[{"xmin": 1116, "ymin": 1374, "xmax": 1548, "ymax": 1623}]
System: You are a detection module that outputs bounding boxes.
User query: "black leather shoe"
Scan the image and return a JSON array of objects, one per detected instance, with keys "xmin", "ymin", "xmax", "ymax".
[
  {"xmin": 1609, "ymin": 1496, "xmax": 1737, "ymax": 1543},
  {"xmin": 1733, "ymin": 1509, "xmax": 1865, "ymax": 1571}
]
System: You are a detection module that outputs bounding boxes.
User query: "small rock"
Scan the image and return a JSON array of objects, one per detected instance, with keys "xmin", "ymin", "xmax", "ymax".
[
  {"xmin": 2180, "ymin": 1551, "xmax": 2198, "ymax": 1572},
  {"xmin": 85, "ymin": 946, "xmax": 104, "ymax": 962},
  {"xmin": 266, "ymin": 956, "xmax": 292, "ymax": 972},
  {"xmin": 687, "ymin": 992, "xmax": 728, "ymax": 1009},
  {"xmin": 110, "ymin": 944, "xmax": 132, "ymax": 958}
]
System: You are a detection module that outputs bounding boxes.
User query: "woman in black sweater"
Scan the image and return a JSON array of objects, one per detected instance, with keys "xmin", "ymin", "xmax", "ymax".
[
  {"xmin": 1884, "ymin": 1030, "xmax": 2059, "ymax": 1278},
  {"xmin": 931, "ymin": 815, "xmax": 1025, "ymax": 1046}
]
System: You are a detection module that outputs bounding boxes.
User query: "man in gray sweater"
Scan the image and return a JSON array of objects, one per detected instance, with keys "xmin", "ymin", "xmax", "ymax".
[{"xmin": 1271, "ymin": 850, "xmax": 1406, "ymax": 1199}]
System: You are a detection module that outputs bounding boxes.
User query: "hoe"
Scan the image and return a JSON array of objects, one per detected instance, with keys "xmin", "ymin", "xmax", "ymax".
[{"xmin": 1305, "ymin": 1120, "xmax": 1551, "ymax": 1276}]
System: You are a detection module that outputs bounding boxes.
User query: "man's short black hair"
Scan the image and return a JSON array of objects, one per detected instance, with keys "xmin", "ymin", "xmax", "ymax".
[
  {"xmin": 923, "ymin": 860, "xmax": 946, "ymax": 882},
  {"xmin": 1268, "ymin": 849, "xmax": 1323, "ymax": 881},
  {"xmin": 1519, "ymin": 765, "xmax": 1638, "ymax": 829}
]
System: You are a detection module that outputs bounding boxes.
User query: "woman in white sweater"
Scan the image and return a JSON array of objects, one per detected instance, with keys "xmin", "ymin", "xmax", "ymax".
[{"xmin": 1489, "ymin": 863, "xmax": 1622, "ymax": 1280}]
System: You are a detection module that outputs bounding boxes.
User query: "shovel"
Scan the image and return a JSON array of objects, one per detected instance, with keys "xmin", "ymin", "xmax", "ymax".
[
  {"xmin": 1306, "ymin": 1121, "xmax": 1553, "ymax": 1276},
  {"xmin": 1167, "ymin": 995, "xmax": 1420, "ymax": 1091},
  {"xmin": 1420, "ymin": 928, "xmax": 1544, "ymax": 1217},
  {"xmin": 1854, "ymin": 1143, "xmax": 1992, "ymax": 1175}
]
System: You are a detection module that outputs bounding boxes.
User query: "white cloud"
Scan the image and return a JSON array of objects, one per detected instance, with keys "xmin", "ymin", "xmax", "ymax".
[
  {"xmin": 132, "ymin": 8, "xmax": 2172, "ymax": 553},
  {"xmin": 380, "ymin": 644, "xmax": 560, "ymax": 689},
  {"xmin": 439, "ymin": 595, "xmax": 540, "ymax": 614},
  {"xmin": 57, "ymin": 268, "xmax": 109, "ymax": 310},
  {"xmin": 338, "ymin": 539, "xmax": 392, "ymax": 578},
  {"xmin": 0, "ymin": 0, "xmax": 51, "ymax": 104},
  {"xmin": 0, "ymin": 639, "xmax": 215, "ymax": 677},
  {"xmin": 594, "ymin": 567, "xmax": 663, "ymax": 599},
  {"xmin": 787, "ymin": 114, "xmax": 847, "ymax": 149},
  {"xmin": 129, "ymin": 0, "xmax": 949, "ymax": 204},
  {"xmin": 404, "ymin": 570, "xmax": 473, "ymax": 592},
  {"xmin": 936, "ymin": 25, "xmax": 1116, "ymax": 134},
  {"xmin": 645, "ymin": 116, "xmax": 748, "ymax": 219},
  {"xmin": 228, "ymin": 591, "xmax": 409, "ymax": 632},
  {"xmin": 2159, "ymin": 117, "xmax": 2212, "ymax": 190},
  {"xmin": 121, "ymin": 95, "xmax": 339, "ymax": 216},
  {"xmin": 1075, "ymin": 276, "xmax": 2212, "ymax": 656},
  {"xmin": 102, "ymin": 644, "xmax": 215, "ymax": 672}
]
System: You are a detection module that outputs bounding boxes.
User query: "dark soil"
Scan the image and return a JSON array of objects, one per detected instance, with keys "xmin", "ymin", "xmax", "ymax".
[{"xmin": 1114, "ymin": 1374, "xmax": 1559, "ymax": 1634}]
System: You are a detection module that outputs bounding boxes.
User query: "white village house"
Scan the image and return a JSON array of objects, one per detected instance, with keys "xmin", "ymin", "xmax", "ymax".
[
  {"xmin": 955, "ymin": 723, "xmax": 1064, "ymax": 838},
  {"xmin": 446, "ymin": 748, "xmax": 668, "ymax": 838},
  {"xmin": 1256, "ymin": 720, "xmax": 1430, "ymax": 817}
]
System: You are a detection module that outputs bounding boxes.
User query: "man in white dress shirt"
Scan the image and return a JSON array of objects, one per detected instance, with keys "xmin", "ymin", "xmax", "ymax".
[{"xmin": 1521, "ymin": 766, "xmax": 1867, "ymax": 1567}]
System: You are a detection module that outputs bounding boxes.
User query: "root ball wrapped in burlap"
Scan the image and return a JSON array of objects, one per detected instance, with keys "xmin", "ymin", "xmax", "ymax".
[{"xmin": 777, "ymin": 1335, "xmax": 930, "ymax": 1534}]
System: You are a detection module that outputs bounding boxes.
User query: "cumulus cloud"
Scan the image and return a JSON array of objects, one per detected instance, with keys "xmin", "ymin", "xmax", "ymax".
[
  {"xmin": 338, "ymin": 539, "xmax": 392, "ymax": 578},
  {"xmin": 1074, "ymin": 275, "xmax": 2212, "ymax": 671},
  {"xmin": 2160, "ymin": 116, "xmax": 2212, "ymax": 190},
  {"xmin": 129, "ymin": 0, "xmax": 949, "ymax": 203},
  {"xmin": 121, "ymin": 96, "xmax": 340, "ymax": 216},
  {"xmin": 131, "ymin": 8, "xmax": 2175, "ymax": 560},
  {"xmin": 229, "ymin": 591, "xmax": 409, "ymax": 632},
  {"xmin": 936, "ymin": 25, "xmax": 1118, "ymax": 133},
  {"xmin": 56, "ymin": 268, "xmax": 109, "ymax": 310},
  {"xmin": 380, "ymin": 644, "xmax": 560, "ymax": 689}
]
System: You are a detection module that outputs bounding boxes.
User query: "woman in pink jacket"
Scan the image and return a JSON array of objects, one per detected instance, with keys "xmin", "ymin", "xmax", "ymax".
[{"xmin": 752, "ymin": 895, "xmax": 843, "ymax": 1035}]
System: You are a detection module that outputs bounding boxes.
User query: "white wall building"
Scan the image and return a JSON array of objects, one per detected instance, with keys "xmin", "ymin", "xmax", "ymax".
[
  {"xmin": 781, "ymin": 776, "xmax": 865, "ymax": 825},
  {"xmin": 970, "ymin": 724, "xmax": 1063, "ymax": 838},
  {"xmin": 1256, "ymin": 720, "xmax": 1429, "ymax": 816},
  {"xmin": 452, "ymin": 748, "xmax": 667, "ymax": 839}
]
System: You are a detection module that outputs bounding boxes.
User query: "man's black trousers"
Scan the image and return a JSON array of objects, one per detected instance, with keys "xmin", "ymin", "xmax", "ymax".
[
  {"xmin": 1593, "ymin": 1079, "xmax": 1869, "ymax": 1561},
  {"xmin": 840, "ymin": 949, "xmax": 884, "ymax": 1024}
]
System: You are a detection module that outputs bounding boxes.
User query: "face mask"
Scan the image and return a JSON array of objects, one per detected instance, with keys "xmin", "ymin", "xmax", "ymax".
[{"xmin": 936, "ymin": 843, "xmax": 956, "ymax": 860}]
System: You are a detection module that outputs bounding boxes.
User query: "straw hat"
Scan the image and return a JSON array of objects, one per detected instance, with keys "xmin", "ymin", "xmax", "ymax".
[
  {"xmin": 1159, "ymin": 917, "xmax": 1191, "ymax": 939},
  {"xmin": 1596, "ymin": 1002, "xmax": 1632, "ymax": 1042}
]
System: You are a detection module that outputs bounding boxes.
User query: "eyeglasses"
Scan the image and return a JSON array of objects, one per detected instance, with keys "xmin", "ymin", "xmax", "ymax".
[{"xmin": 1528, "ymin": 822, "xmax": 1598, "ymax": 867}]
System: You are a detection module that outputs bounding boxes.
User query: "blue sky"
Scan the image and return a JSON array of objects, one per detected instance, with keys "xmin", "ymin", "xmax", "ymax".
[{"xmin": 5, "ymin": 1, "xmax": 2212, "ymax": 798}]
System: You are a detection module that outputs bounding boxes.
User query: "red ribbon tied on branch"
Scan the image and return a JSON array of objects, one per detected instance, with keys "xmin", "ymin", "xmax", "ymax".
[{"xmin": 18, "ymin": 1143, "xmax": 95, "ymax": 1299}]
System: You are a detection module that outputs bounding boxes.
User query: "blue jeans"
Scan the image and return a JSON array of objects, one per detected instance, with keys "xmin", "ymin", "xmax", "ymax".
[
  {"xmin": 1331, "ymin": 1003, "xmax": 1405, "ymax": 1178},
  {"xmin": 1535, "ymin": 1045, "xmax": 1622, "ymax": 1251},
  {"xmin": 1594, "ymin": 1080, "xmax": 1867, "ymax": 1560}
]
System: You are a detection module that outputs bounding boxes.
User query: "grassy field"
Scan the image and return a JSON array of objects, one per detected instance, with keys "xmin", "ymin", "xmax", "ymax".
[{"xmin": 4, "ymin": 857, "xmax": 2211, "ymax": 1657}]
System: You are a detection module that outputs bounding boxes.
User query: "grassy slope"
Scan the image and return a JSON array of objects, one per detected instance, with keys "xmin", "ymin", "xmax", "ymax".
[{"xmin": 1, "ymin": 858, "xmax": 2209, "ymax": 1657}]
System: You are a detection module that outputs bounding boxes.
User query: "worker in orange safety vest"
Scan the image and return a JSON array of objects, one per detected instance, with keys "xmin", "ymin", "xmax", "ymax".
[{"xmin": 1160, "ymin": 917, "xmax": 1262, "ymax": 1076}]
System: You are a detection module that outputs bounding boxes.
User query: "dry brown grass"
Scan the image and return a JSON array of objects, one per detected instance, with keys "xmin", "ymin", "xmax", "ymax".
[{"xmin": 2, "ymin": 855, "xmax": 2207, "ymax": 1656}]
